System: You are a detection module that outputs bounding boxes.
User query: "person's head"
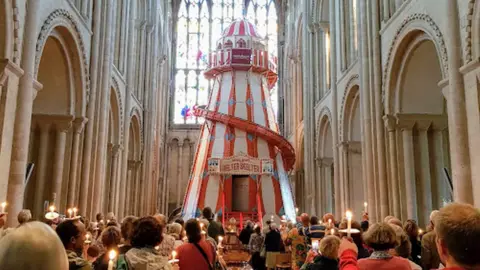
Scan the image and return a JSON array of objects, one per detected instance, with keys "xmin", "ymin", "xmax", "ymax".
[
  {"xmin": 17, "ymin": 209, "xmax": 32, "ymax": 225},
  {"xmin": 319, "ymin": 235, "xmax": 341, "ymax": 259},
  {"xmin": 185, "ymin": 218, "xmax": 202, "ymax": 243},
  {"xmin": 245, "ymin": 220, "xmax": 253, "ymax": 229},
  {"xmin": 254, "ymin": 225, "xmax": 261, "ymax": 235},
  {"xmin": 106, "ymin": 212, "xmax": 116, "ymax": 222},
  {"xmin": 131, "ymin": 216, "xmax": 163, "ymax": 248},
  {"xmin": 121, "ymin": 216, "xmax": 137, "ymax": 244},
  {"xmin": 0, "ymin": 221, "xmax": 68, "ymax": 270},
  {"xmin": 153, "ymin": 214, "xmax": 167, "ymax": 228},
  {"xmin": 323, "ymin": 213, "xmax": 335, "ymax": 224},
  {"xmin": 270, "ymin": 223, "xmax": 278, "ymax": 231},
  {"xmin": 286, "ymin": 221, "xmax": 294, "ymax": 230},
  {"xmin": 174, "ymin": 218, "xmax": 185, "ymax": 227},
  {"xmin": 101, "ymin": 226, "xmax": 121, "ymax": 250},
  {"xmin": 384, "ymin": 216, "xmax": 394, "ymax": 223},
  {"xmin": 389, "ymin": 224, "xmax": 411, "ymax": 259},
  {"xmin": 96, "ymin": 213, "xmax": 104, "ymax": 222},
  {"xmin": 387, "ymin": 217, "xmax": 402, "ymax": 228},
  {"xmin": 339, "ymin": 220, "xmax": 363, "ymax": 246},
  {"xmin": 300, "ymin": 213, "xmax": 310, "ymax": 226},
  {"xmin": 167, "ymin": 222, "xmax": 183, "ymax": 240},
  {"xmin": 310, "ymin": 216, "xmax": 319, "ymax": 225},
  {"xmin": 363, "ymin": 222, "xmax": 398, "ymax": 251},
  {"xmin": 198, "ymin": 218, "xmax": 210, "ymax": 233},
  {"xmin": 430, "ymin": 210, "xmax": 440, "ymax": 228},
  {"xmin": 434, "ymin": 203, "xmax": 480, "ymax": 269},
  {"xmin": 56, "ymin": 219, "xmax": 86, "ymax": 254},
  {"xmin": 202, "ymin": 207, "xmax": 213, "ymax": 220},
  {"xmin": 403, "ymin": 219, "xmax": 419, "ymax": 239},
  {"xmin": 86, "ymin": 245, "xmax": 100, "ymax": 262}
]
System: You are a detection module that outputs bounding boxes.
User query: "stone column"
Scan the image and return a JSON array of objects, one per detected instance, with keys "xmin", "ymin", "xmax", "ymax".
[
  {"xmin": 322, "ymin": 158, "xmax": 334, "ymax": 213},
  {"xmin": 176, "ymin": 142, "xmax": 183, "ymax": 207},
  {"xmin": 33, "ymin": 117, "xmax": 51, "ymax": 218},
  {"xmin": 445, "ymin": 0, "xmax": 473, "ymax": 203},
  {"xmin": 432, "ymin": 119, "xmax": 448, "ymax": 208},
  {"xmin": 108, "ymin": 145, "xmax": 121, "ymax": 212},
  {"xmin": 92, "ymin": 0, "xmax": 114, "ymax": 216},
  {"xmin": 398, "ymin": 118, "xmax": 417, "ymax": 220},
  {"xmin": 417, "ymin": 119, "xmax": 432, "ymax": 225},
  {"xmin": 315, "ymin": 158, "xmax": 323, "ymax": 213},
  {"xmin": 125, "ymin": 160, "xmax": 135, "ymax": 216},
  {"xmin": 79, "ymin": 0, "xmax": 103, "ymax": 217},
  {"xmin": 0, "ymin": 60, "xmax": 23, "ymax": 203},
  {"xmin": 382, "ymin": 0, "xmax": 390, "ymax": 21},
  {"xmin": 67, "ymin": 117, "xmax": 87, "ymax": 208},
  {"xmin": 338, "ymin": 142, "xmax": 348, "ymax": 213},
  {"xmin": 6, "ymin": 0, "xmax": 41, "ymax": 227},
  {"xmin": 52, "ymin": 116, "xmax": 73, "ymax": 209},
  {"xmin": 383, "ymin": 115, "xmax": 400, "ymax": 218},
  {"xmin": 134, "ymin": 160, "xmax": 142, "ymax": 216}
]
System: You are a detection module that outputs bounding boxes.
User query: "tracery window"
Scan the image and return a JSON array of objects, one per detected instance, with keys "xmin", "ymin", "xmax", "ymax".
[{"xmin": 173, "ymin": 0, "xmax": 278, "ymax": 125}]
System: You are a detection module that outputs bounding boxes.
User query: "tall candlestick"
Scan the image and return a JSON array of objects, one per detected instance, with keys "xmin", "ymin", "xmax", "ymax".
[
  {"xmin": 108, "ymin": 250, "xmax": 116, "ymax": 270},
  {"xmin": 346, "ymin": 210, "xmax": 352, "ymax": 237},
  {"xmin": 1, "ymin": 202, "xmax": 6, "ymax": 213}
]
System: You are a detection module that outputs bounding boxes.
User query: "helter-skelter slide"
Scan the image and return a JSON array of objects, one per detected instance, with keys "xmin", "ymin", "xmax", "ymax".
[{"xmin": 181, "ymin": 19, "xmax": 296, "ymax": 225}]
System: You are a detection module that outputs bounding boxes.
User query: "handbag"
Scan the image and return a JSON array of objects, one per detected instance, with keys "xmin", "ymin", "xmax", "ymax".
[{"xmin": 193, "ymin": 242, "xmax": 214, "ymax": 270}]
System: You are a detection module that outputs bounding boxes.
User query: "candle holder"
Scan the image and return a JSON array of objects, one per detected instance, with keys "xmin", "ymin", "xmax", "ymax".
[
  {"xmin": 168, "ymin": 251, "xmax": 179, "ymax": 265},
  {"xmin": 45, "ymin": 206, "xmax": 59, "ymax": 220}
]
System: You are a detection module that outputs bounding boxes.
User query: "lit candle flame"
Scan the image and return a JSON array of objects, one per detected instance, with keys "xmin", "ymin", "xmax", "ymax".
[
  {"xmin": 73, "ymin": 207, "xmax": 78, "ymax": 216},
  {"xmin": 49, "ymin": 205, "xmax": 55, "ymax": 212},
  {"xmin": 331, "ymin": 228, "xmax": 334, "ymax": 235},
  {"xmin": 109, "ymin": 250, "xmax": 117, "ymax": 260},
  {"xmin": 346, "ymin": 211, "xmax": 353, "ymax": 220},
  {"xmin": 1, "ymin": 202, "xmax": 6, "ymax": 213},
  {"xmin": 419, "ymin": 229, "xmax": 423, "ymax": 235},
  {"xmin": 67, "ymin": 208, "xmax": 73, "ymax": 218},
  {"xmin": 172, "ymin": 251, "xmax": 177, "ymax": 260}
]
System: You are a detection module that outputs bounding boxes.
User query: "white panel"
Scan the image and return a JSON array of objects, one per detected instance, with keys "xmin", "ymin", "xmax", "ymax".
[
  {"xmin": 211, "ymin": 123, "xmax": 226, "ymax": 158},
  {"xmin": 261, "ymin": 174, "xmax": 275, "ymax": 216},
  {"xmin": 205, "ymin": 175, "xmax": 220, "ymax": 210},
  {"xmin": 250, "ymin": 74, "xmax": 266, "ymax": 127},
  {"xmin": 257, "ymin": 139, "xmax": 270, "ymax": 159},
  {"xmin": 208, "ymin": 78, "xmax": 221, "ymax": 111},
  {"xmin": 218, "ymin": 73, "xmax": 232, "ymax": 115},
  {"xmin": 235, "ymin": 72, "xmax": 248, "ymax": 120},
  {"xmin": 233, "ymin": 129, "xmax": 247, "ymax": 155},
  {"xmin": 262, "ymin": 78, "xmax": 278, "ymax": 132}
]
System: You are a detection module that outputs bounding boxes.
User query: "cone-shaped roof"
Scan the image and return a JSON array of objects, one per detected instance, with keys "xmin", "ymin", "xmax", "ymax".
[{"xmin": 221, "ymin": 19, "xmax": 263, "ymax": 38}]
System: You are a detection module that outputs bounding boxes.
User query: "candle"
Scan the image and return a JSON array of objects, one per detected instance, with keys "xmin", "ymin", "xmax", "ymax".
[
  {"xmin": 67, "ymin": 208, "xmax": 73, "ymax": 218},
  {"xmin": 328, "ymin": 219, "xmax": 332, "ymax": 227},
  {"xmin": 331, "ymin": 228, "xmax": 335, "ymax": 235},
  {"xmin": 200, "ymin": 223, "xmax": 204, "ymax": 230},
  {"xmin": 295, "ymin": 207, "xmax": 299, "ymax": 213},
  {"xmin": 49, "ymin": 205, "xmax": 55, "ymax": 212},
  {"xmin": 73, "ymin": 207, "xmax": 78, "ymax": 217},
  {"xmin": 418, "ymin": 229, "xmax": 423, "ymax": 235},
  {"xmin": 364, "ymin": 202, "xmax": 368, "ymax": 213},
  {"xmin": 270, "ymin": 215, "xmax": 274, "ymax": 221},
  {"xmin": 85, "ymin": 233, "xmax": 91, "ymax": 244},
  {"xmin": 108, "ymin": 250, "xmax": 116, "ymax": 270},
  {"xmin": 218, "ymin": 236, "xmax": 223, "ymax": 248},
  {"xmin": 1, "ymin": 202, "xmax": 6, "ymax": 213},
  {"xmin": 346, "ymin": 210, "xmax": 353, "ymax": 237},
  {"xmin": 169, "ymin": 251, "xmax": 179, "ymax": 264}
]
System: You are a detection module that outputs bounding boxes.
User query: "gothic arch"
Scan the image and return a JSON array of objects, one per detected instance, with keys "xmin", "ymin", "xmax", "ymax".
[
  {"xmin": 34, "ymin": 9, "xmax": 89, "ymax": 116},
  {"xmin": 383, "ymin": 14, "xmax": 449, "ymax": 114},
  {"xmin": 129, "ymin": 114, "xmax": 142, "ymax": 160},
  {"xmin": 316, "ymin": 107, "xmax": 333, "ymax": 158},
  {"xmin": 339, "ymin": 74, "xmax": 360, "ymax": 141},
  {"xmin": 130, "ymin": 106, "xmax": 144, "ymax": 148},
  {"xmin": 109, "ymin": 85, "xmax": 122, "ymax": 145},
  {"xmin": 469, "ymin": 0, "xmax": 480, "ymax": 62},
  {"xmin": 111, "ymin": 77, "xmax": 124, "ymax": 143}
]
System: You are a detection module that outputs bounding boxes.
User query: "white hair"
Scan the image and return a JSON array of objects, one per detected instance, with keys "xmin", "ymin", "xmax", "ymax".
[
  {"xmin": 270, "ymin": 223, "xmax": 278, "ymax": 230},
  {"xmin": 430, "ymin": 210, "xmax": 440, "ymax": 225},
  {"xmin": 0, "ymin": 221, "xmax": 68, "ymax": 270}
]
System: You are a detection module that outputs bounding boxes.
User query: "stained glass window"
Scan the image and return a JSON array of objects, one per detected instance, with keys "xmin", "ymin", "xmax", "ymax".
[{"xmin": 173, "ymin": 0, "xmax": 278, "ymax": 124}]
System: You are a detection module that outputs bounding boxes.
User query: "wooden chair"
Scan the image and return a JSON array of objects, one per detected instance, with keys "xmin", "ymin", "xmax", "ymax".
[{"xmin": 275, "ymin": 252, "xmax": 291, "ymax": 270}]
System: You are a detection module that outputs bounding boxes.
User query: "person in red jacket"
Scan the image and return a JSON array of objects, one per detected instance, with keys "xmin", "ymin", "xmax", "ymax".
[
  {"xmin": 434, "ymin": 203, "xmax": 480, "ymax": 270},
  {"xmin": 338, "ymin": 238, "xmax": 359, "ymax": 270}
]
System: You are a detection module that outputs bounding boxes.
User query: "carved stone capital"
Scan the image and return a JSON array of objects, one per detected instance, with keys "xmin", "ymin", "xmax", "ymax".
[
  {"xmin": 383, "ymin": 114, "xmax": 397, "ymax": 132},
  {"xmin": 73, "ymin": 117, "xmax": 88, "ymax": 134},
  {"xmin": 0, "ymin": 59, "xmax": 24, "ymax": 86},
  {"xmin": 54, "ymin": 115, "xmax": 74, "ymax": 132},
  {"xmin": 395, "ymin": 114, "xmax": 416, "ymax": 131},
  {"xmin": 318, "ymin": 157, "xmax": 334, "ymax": 167},
  {"xmin": 127, "ymin": 160, "xmax": 136, "ymax": 170},
  {"xmin": 415, "ymin": 119, "xmax": 432, "ymax": 131},
  {"xmin": 111, "ymin": 144, "xmax": 121, "ymax": 157}
]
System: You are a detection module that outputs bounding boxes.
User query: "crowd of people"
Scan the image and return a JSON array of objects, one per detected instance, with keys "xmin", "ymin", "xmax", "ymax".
[{"xmin": 0, "ymin": 203, "xmax": 478, "ymax": 270}]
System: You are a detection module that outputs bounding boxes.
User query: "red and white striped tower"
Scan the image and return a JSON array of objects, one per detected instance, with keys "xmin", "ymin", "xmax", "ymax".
[{"xmin": 182, "ymin": 19, "xmax": 296, "ymax": 225}]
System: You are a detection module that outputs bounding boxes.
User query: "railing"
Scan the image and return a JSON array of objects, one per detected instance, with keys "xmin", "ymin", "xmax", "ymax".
[{"xmin": 224, "ymin": 212, "xmax": 259, "ymax": 230}]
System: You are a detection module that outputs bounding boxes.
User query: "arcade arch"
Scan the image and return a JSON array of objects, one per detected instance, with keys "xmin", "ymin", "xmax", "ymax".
[
  {"xmin": 386, "ymin": 30, "xmax": 451, "ymax": 225},
  {"xmin": 316, "ymin": 111, "xmax": 335, "ymax": 215}
]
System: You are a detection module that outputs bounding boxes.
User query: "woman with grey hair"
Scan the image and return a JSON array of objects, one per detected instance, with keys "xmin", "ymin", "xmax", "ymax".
[
  {"xmin": 0, "ymin": 221, "xmax": 69, "ymax": 270},
  {"xmin": 17, "ymin": 209, "xmax": 32, "ymax": 226},
  {"xmin": 167, "ymin": 222, "xmax": 184, "ymax": 248}
]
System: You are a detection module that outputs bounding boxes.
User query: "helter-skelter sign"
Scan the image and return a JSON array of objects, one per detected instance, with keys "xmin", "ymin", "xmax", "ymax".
[{"xmin": 181, "ymin": 19, "xmax": 296, "ymax": 225}]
